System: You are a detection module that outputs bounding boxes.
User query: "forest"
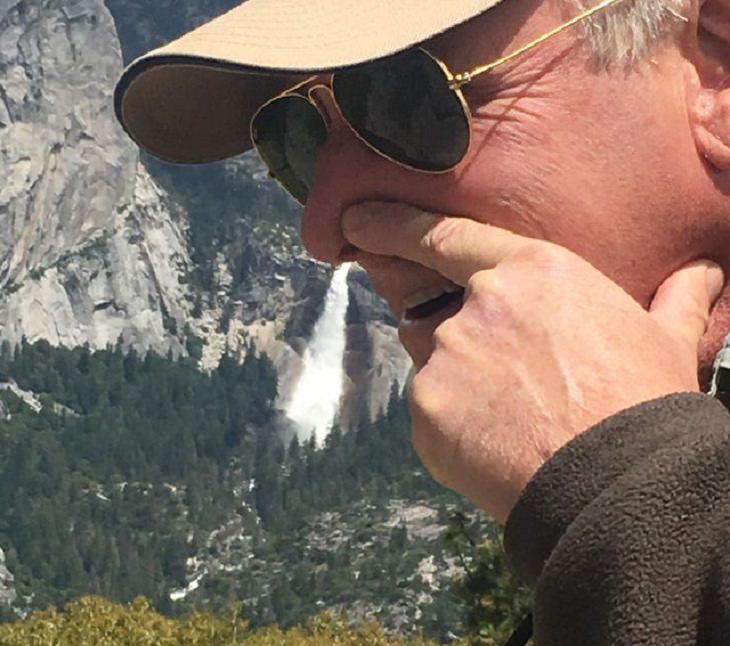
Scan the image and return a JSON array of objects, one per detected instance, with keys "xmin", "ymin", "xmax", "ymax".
[{"xmin": 0, "ymin": 340, "xmax": 530, "ymax": 642}]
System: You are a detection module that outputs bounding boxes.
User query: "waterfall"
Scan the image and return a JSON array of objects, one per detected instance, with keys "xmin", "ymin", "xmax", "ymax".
[{"xmin": 285, "ymin": 264, "xmax": 351, "ymax": 446}]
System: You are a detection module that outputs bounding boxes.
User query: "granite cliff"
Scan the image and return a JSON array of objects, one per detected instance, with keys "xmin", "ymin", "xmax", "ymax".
[{"xmin": 0, "ymin": 0, "xmax": 188, "ymax": 355}]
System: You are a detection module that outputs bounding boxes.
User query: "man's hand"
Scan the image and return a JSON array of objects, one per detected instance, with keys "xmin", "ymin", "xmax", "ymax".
[{"xmin": 343, "ymin": 202, "xmax": 725, "ymax": 523}]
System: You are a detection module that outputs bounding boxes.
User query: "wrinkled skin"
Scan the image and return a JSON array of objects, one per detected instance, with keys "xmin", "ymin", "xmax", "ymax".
[{"xmin": 296, "ymin": 0, "xmax": 730, "ymax": 521}]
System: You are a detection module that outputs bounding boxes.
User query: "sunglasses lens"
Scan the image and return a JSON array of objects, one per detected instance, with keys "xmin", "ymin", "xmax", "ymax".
[
  {"xmin": 333, "ymin": 49, "xmax": 470, "ymax": 172},
  {"xmin": 251, "ymin": 95, "xmax": 327, "ymax": 204}
]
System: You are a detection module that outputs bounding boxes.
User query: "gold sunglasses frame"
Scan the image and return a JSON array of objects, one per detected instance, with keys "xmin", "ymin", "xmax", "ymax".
[{"xmin": 251, "ymin": 0, "xmax": 630, "ymax": 203}]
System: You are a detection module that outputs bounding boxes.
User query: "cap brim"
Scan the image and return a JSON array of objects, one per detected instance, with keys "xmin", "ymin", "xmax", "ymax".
[{"xmin": 114, "ymin": 0, "xmax": 502, "ymax": 164}]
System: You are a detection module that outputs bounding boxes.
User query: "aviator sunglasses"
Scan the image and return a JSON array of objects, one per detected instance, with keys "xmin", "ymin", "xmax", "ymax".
[{"xmin": 251, "ymin": 0, "xmax": 627, "ymax": 205}]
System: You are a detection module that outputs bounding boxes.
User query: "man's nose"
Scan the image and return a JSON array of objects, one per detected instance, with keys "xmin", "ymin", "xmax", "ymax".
[{"xmin": 299, "ymin": 86, "xmax": 387, "ymax": 265}]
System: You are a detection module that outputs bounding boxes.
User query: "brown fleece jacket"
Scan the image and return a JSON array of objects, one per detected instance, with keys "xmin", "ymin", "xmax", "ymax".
[{"xmin": 504, "ymin": 393, "xmax": 730, "ymax": 646}]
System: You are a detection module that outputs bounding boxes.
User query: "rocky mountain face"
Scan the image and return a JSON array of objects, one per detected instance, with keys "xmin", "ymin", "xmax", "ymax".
[
  {"xmin": 343, "ymin": 270, "xmax": 411, "ymax": 426},
  {"xmin": 0, "ymin": 0, "xmax": 189, "ymax": 356},
  {"xmin": 0, "ymin": 0, "xmax": 410, "ymax": 424},
  {"xmin": 168, "ymin": 493, "xmax": 469, "ymax": 636}
]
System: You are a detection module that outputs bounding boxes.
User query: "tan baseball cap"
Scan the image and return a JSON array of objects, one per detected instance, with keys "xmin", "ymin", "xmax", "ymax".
[{"xmin": 114, "ymin": 0, "xmax": 502, "ymax": 164}]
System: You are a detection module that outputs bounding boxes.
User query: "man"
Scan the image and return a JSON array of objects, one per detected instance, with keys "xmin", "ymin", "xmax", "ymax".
[{"xmin": 115, "ymin": 0, "xmax": 730, "ymax": 642}]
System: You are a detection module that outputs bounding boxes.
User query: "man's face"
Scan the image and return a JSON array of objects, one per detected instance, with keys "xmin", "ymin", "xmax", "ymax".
[{"xmin": 298, "ymin": 0, "xmax": 730, "ymax": 378}]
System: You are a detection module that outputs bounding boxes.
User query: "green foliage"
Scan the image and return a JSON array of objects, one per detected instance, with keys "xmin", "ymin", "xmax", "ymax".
[
  {"xmin": 28, "ymin": 267, "xmax": 45, "ymax": 281},
  {"xmin": 0, "ymin": 340, "xmax": 276, "ymax": 611},
  {"xmin": 0, "ymin": 341, "xmax": 530, "ymax": 641},
  {"xmin": 0, "ymin": 596, "xmax": 454, "ymax": 645},
  {"xmin": 183, "ymin": 324, "xmax": 205, "ymax": 361},
  {"xmin": 253, "ymin": 387, "xmax": 445, "ymax": 536},
  {"xmin": 444, "ymin": 514, "xmax": 533, "ymax": 645},
  {"xmin": 241, "ymin": 388, "xmax": 487, "ymax": 638}
]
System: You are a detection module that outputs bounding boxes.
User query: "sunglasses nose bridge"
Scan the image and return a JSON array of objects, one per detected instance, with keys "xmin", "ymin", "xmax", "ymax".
[{"xmin": 306, "ymin": 83, "xmax": 342, "ymax": 131}]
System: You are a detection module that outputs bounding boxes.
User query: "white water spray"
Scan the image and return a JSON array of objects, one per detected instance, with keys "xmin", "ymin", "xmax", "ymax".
[{"xmin": 285, "ymin": 264, "xmax": 351, "ymax": 445}]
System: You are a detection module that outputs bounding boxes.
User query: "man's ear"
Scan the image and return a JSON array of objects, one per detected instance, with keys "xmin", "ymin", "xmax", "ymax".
[{"xmin": 688, "ymin": 0, "xmax": 730, "ymax": 168}]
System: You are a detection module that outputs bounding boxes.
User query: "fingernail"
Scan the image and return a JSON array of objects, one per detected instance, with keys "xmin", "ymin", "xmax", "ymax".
[
  {"xmin": 341, "ymin": 203, "xmax": 372, "ymax": 235},
  {"xmin": 706, "ymin": 263, "xmax": 725, "ymax": 301}
]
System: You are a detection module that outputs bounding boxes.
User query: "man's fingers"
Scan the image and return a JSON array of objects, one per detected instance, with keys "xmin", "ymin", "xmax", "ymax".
[
  {"xmin": 342, "ymin": 201, "xmax": 529, "ymax": 285},
  {"xmin": 649, "ymin": 260, "xmax": 724, "ymax": 351}
]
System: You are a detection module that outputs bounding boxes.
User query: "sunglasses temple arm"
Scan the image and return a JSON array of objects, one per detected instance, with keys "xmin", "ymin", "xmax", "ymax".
[{"xmin": 450, "ymin": 0, "xmax": 630, "ymax": 89}]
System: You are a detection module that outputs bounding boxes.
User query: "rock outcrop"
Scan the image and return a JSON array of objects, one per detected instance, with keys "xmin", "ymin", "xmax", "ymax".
[
  {"xmin": 342, "ymin": 268, "xmax": 411, "ymax": 426},
  {"xmin": 0, "ymin": 547, "xmax": 16, "ymax": 607},
  {"xmin": 0, "ymin": 166, "xmax": 191, "ymax": 355}
]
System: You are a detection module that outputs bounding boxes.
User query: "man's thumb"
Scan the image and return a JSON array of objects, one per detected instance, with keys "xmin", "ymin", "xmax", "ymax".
[{"xmin": 649, "ymin": 260, "xmax": 724, "ymax": 349}]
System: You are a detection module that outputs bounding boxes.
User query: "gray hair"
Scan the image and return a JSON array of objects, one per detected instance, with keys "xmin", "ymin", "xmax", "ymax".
[{"xmin": 571, "ymin": 0, "xmax": 687, "ymax": 65}]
